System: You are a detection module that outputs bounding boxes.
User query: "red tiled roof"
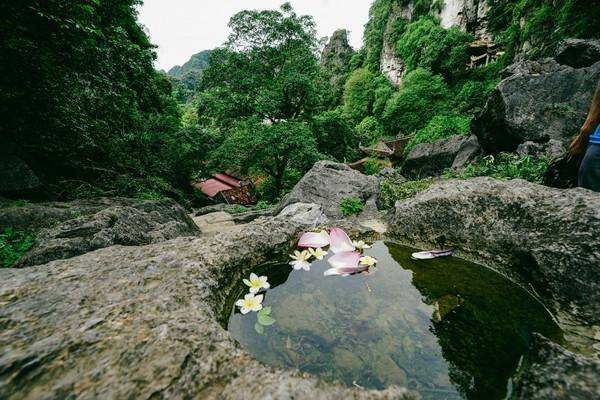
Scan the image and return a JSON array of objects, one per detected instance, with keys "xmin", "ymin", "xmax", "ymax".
[
  {"xmin": 197, "ymin": 179, "xmax": 234, "ymax": 198},
  {"xmin": 214, "ymin": 173, "xmax": 242, "ymax": 188}
]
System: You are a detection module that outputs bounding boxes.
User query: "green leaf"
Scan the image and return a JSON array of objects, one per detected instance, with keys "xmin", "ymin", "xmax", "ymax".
[
  {"xmin": 254, "ymin": 322, "xmax": 264, "ymax": 334},
  {"xmin": 258, "ymin": 314, "xmax": 276, "ymax": 326},
  {"xmin": 259, "ymin": 306, "xmax": 272, "ymax": 316}
]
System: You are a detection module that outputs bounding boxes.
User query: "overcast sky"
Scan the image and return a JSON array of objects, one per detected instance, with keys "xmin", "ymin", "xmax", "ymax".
[{"xmin": 137, "ymin": 0, "xmax": 372, "ymax": 71}]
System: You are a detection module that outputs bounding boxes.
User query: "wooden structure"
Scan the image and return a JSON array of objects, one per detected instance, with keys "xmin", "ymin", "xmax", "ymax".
[
  {"xmin": 193, "ymin": 172, "xmax": 256, "ymax": 205},
  {"xmin": 468, "ymin": 40, "xmax": 504, "ymax": 68},
  {"xmin": 359, "ymin": 135, "xmax": 413, "ymax": 158}
]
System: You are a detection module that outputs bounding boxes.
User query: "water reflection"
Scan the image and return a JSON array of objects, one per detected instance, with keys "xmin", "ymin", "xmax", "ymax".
[{"xmin": 226, "ymin": 241, "xmax": 563, "ymax": 400}]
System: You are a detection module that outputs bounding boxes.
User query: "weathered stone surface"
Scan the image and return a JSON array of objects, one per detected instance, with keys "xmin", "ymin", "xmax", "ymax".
[
  {"xmin": 276, "ymin": 161, "xmax": 379, "ymax": 219},
  {"xmin": 390, "ymin": 178, "xmax": 600, "ymax": 324},
  {"xmin": 0, "ymin": 155, "xmax": 42, "ymax": 194},
  {"xmin": 511, "ymin": 334, "xmax": 600, "ymax": 400},
  {"xmin": 452, "ymin": 134, "xmax": 482, "ymax": 169},
  {"xmin": 0, "ymin": 203, "xmax": 417, "ymax": 400},
  {"xmin": 436, "ymin": 0, "xmax": 490, "ymax": 40},
  {"xmin": 0, "ymin": 197, "xmax": 200, "ymax": 267},
  {"xmin": 473, "ymin": 61, "xmax": 600, "ymax": 153},
  {"xmin": 500, "ymin": 58, "xmax": 569, "ymax": 79},
  {"xmin": 556, "ymin": 38, "xmax": 600, "ymax": 69},
  {"xmin": 403, "ymin": 135, "xmax": 467, "ymax": 178},
  {"xmin": 516, "ymin": 139, "xmax": 565, "ymax": 161}
]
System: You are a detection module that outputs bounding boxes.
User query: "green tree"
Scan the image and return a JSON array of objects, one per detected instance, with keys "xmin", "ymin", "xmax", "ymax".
[
  {"xmin": 382, "ymin": 68, "xmax": 451, "ymax": 134},
  {"xmin": 311, "ymin": 108, "xmax": 358, "ymax": 162},
  {"xmin": 211, "ymin": 121, "xmax": 319, "ymax": 198},
  {"xmin": 343, "ymin": 68, "xmax": 377, "ymax": 123},
  {"xmin": 198, "ymin": 3, "xmax": 325, "ymax": 128},
  {"xmin": 198, "ymin": 3, "xmax": 331, "ymax": 197}
]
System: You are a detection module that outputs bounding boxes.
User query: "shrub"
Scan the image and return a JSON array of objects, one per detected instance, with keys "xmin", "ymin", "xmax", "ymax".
[
  {"xmin": 357, "ymin": 117, "xmax": 384, "ymax": 146},
  {"xmin": 0, "ymin": 228, "xmax": 36, "ymax": 267},
  {"xmin": 382, "ymin": 68, "xmax": 451, "ymax": 134},
  {"xmin": 396, "ymin": 17, "xmax": 472, "ymax": 80},
  {"xmin": 444, "ymin": 153, "xmax": 549, "ymax": 183},
  {"xmin": 363, "ymin": 157, "xmax": 392, "ymax": 175},
  {"xmin": 343, "ymin": 68, "xmax": 377, "ymax": 123},
  {"xmin": 378, "ymin": 177, "xmax": 434, "ymax": 210},
  {"xmin": 405, "ymin": 115, "xmax": 472, "ymax": 154},
  {"xmin": 339, "ymin": 197, "xmax": 364, "ymax": 216}
]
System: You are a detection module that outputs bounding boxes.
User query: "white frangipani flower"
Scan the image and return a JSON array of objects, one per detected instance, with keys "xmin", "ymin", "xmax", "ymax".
[
  {"xmin": 352, "ymin": 240, "xmax": 372, "ymax": 251},
  {"xmin": 359, "ymin": 255, "xmax": 378, "ymax": 267},
  {"xmin": 308, "ymin": 247, "xmax": 328, "ymax": 260},
  {"xmin": 243, "ymin": 273, "xmax": 270, "ymax": 294},
  {"xmin": 289, "ymin": 250, "xmax": 312, "ymax": 271},
  {"xmin": 235, "ymin": 293, "xmax": 264, "ymax": 314}
]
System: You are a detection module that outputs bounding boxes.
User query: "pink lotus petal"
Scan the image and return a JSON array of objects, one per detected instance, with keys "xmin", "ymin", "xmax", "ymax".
[
  {"xmin": 324, "ymin": 265, "xmax": 369, "ymax": 277},
  {"xmin": 327, "ymin": 251, "xmax": 361, "ymax": 269},
  {"xmin": 329, "ymin": 227, "xmax": 355, "ymax": 254},
  {"xmin": 298, "ymin": 231, "xmax": 330, "ymax": 248}
]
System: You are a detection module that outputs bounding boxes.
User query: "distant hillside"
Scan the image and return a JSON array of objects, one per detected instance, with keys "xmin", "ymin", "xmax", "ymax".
[
  {"xmin": 167, "ymin": 49, "xmax": 212, "ymax": 78},
  {"xmin": 167, "ymin": 50, "xmax": 212, "ymax": 103}
]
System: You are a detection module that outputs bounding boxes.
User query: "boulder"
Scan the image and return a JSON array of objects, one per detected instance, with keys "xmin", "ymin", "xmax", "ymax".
[
  {"xmin": 500, "ymin": 58, "xmax": 569, "ymax": 79},
  {"xmin": 452, "ymin": 134, "xmax": 483, "ymax": 169},
  {"xmin": 0, "ymin": 203, "xmax": 417, "ymax": 400},
  {"xmin": 511, "ymin": 334, "xmax": 600, "ymax": 400},
  {"xmin": 0, "ymin": 197, "xmax": 200, "ymax": 267},
  {"xmin": 403, "ymin": 135, "xmax": 467, "ymax": 178},
  {"xmin": 0, "ymin": 155, "xmax": 42, "ymax": 194},
  {"xmin": 516, "ymin": 139, "xmax": 565, "ymax": 161},
  {"xmin": 276, "ymin": 161, "xmax": 379, "ymax": 219},
  {"xmin": 556, "ymin": 38, "xmax": 600, "ymax": 69},
  {"xmin": 390, "ymin": 178, "xmax": 600, "ymax": 324},
  {"xmin": 473, "ymin": 61, "xmax": 600, "ymax": 153}
]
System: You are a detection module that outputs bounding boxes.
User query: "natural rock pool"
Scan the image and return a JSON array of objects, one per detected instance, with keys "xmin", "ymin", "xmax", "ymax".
[{"xmin": 225, "ymin": 241, "xmax": 564, "ymax": 400}]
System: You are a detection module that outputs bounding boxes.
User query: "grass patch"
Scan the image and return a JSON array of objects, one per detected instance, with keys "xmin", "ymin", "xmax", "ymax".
[
  {"xmin": 0, "ymin": 228, "xmax": 36, "ymax": 267},
  {"xmin": 443, "ymin": 153, "xmax": 549, "ymax": 184},
  {"xmin": 378, "ymin": 177, "xmax": 435, "ymax": 210},
  {"xmin": 340, "ymin": 197, "xmax": 364, "ymax": 217}
]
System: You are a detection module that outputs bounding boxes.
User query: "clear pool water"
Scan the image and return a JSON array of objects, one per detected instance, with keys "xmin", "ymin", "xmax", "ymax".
[{"xmin": 225, "ymin": 241, "xmax": 563, "ymax": 399}]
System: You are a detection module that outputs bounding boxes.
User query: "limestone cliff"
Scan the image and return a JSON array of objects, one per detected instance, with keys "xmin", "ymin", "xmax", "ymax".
[{"xmin": 375, "ymin": 0, "xmax": 490, "ymax": 85}]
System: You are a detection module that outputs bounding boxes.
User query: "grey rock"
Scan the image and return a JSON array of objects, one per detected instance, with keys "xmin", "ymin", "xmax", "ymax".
[
  {"xmin": 501, "ymin": 58, "xmax": 570, "ymax": 79},
  {"xmin": 452, "ymin": 134, "xmax": 483, "ymax": 170},
  {"xmin": 473, "ymin": 61, "xmax": 600, "ymax": 153},
  {"xmin": 0, "ymin": 155, "xmax": 42, "ymax": 194},
  {"xmin": 0, "ymin": 202, "xmax": 417, "ymax": 400},
  {"xmin": 0, "ymin": 197, "xmax": 200, "ymax": 267},
  {"xmin": 230, "ymin": 208, "xmax": 274, "ymax": 224},
  {"xmin": 276, "ymin": 161, "xmax": 379, "ymax": 219},
  {"xmin": 556, "ymin": 38, "xmax": 600, "ymax": 69},
  {"xmin": 511, "ymin": 334, "xmax": 600, "ymax": 399},
  {"xmin": 390, "ymin": 178, "xmax": 600, "ymax": 324},
  {"xmin": 403, "ymin": 135, "xmax": 467, "ymax": 178},
  {"xmin": 517, "ymin": 139, "xmax": 565, "ymax": 161}
]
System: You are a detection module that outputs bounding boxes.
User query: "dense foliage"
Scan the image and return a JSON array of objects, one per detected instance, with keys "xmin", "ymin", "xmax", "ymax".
[
  {"xmin": 3, "ymin": 0, "xmax": 597, "ymax": 207},
  {"xmin": 0, "ymin": 0, "xmax": 201, "ymax": 202},
  {"xmin": 405, "ymin": 114, "xmax": 471, "ymax": 153},
  {"xmin": 444, "ymin": 153, "xmax": 550, "ymax": 183},
  {"xmin": 487, "ymin": 0, "xmax": 600, "ymax": 59},
  {"xmin": 0, "ymin": 228, "xmax": 35, "ymax": 267}
]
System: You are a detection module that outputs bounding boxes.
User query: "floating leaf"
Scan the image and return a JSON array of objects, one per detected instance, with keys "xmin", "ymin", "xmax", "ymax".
[
  {"xmin": 260, "ymin": 306, "xmax": 272, "ymax": 315},
  {"xmin": 258, "ymin": 314, "xmax": 276, "ymax": 326},
  {"xmin": 254, "ymin": 322, "xmax": 264, "ymax": 334}
]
